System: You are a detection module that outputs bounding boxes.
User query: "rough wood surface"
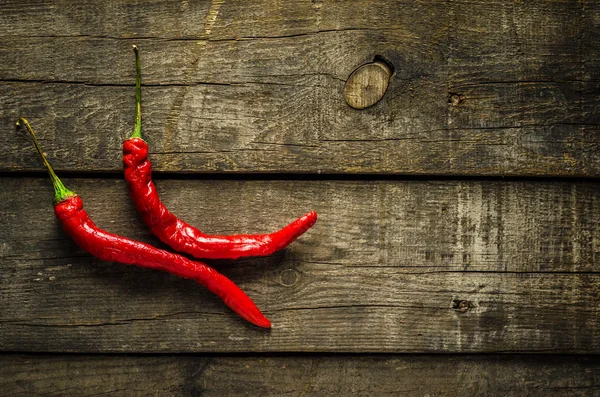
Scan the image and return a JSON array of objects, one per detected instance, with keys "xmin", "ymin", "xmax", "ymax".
[
  {"xmin": 2, "ymin": 1, "xmax": 600, "ymax": 388},
  {"xmin": 2, "ymin": 354, "xmax": 600, "ymax": 396},
  {"xmin": 2, "ymin": 177, "xmax": 599, "ymax": 353},
  {"xmin": 1, "ymin": 0, "xmax": 598, "ymax": 175}
]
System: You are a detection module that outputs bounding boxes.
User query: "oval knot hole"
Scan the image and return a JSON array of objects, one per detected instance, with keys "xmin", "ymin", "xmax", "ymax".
[{"xmin": 344, "ymin": 57, "xmax": 393, "ymax": 109}]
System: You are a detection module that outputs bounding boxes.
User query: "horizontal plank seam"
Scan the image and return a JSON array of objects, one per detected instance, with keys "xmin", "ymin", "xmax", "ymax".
[
  {"xmin": 1, "ymin": 171, "xmax": 599, "ymax": 182},
  {"xmin": 2, "ymin": 351, "xmax": 599, "ymax": 357},
  {"xmin": 0, "ymin": 348, "xmax": 593, "ymax": 354}
]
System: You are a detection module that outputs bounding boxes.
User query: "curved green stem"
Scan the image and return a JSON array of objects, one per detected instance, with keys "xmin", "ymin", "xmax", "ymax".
[
  {"xmin": 130, "ymin": 45, "xmax": 143, "ymax": 139},
  {"xmin": 16, "ymin": 117, "xmax": 76, "ymax": 204}
]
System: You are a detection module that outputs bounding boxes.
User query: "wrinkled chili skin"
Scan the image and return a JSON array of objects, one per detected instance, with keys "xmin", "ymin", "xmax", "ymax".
[
  {"xmin": 55, "ymin": 195, "xmax": 271, "ymax": 328},
  {"xmin": 123, "ymin": 137, "xmax": 317, "ymax": 260}
]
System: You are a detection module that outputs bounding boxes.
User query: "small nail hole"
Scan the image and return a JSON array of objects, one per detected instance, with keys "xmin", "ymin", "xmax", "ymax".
[
  {"xmin": 448, "ymin": 92, "xmax": 464, "ymax": 106},
  {"xmin": 453, "ymin": 299, "xmax": 472, "ymax": 313}
]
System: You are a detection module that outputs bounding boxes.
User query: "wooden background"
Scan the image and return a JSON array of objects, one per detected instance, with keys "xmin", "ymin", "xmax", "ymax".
[{"xmin": 1, "ymin": 0, "xmax": 599, "ymax": 395}]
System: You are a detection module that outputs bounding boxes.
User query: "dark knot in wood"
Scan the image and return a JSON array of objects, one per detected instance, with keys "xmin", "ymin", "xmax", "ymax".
[
  {"xmin": 280, "ymin": 269, "xmax": 299, "ymax": 287},
  {"xmin": 448, "ymin": 92, "xmax": 464, "ymax": 106},
  {"xmin": 453, "ymin": 300, "xmax": 472, "ymax": 313}
]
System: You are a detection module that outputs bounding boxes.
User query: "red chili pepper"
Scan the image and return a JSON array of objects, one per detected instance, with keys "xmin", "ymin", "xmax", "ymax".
[
  {"xmin": 123, "ymin": 46, "xmax": 317, "ymax": 260},
  {"xmin": 17, "ymin": 117, "xmax": 271, "ymax": 328}
]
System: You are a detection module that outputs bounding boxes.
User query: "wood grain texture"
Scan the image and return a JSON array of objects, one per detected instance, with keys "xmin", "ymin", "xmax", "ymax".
[
  {"xmin": 2, "ymin": 177, "xmax": 599, "ymax": 353},
  {"xmin": 2, "ymin": 354, "xmax": 600, "ymax": 397},
  {"xmin": 1, "ymin": 0, "xmax": 598, "ymax": 175}
]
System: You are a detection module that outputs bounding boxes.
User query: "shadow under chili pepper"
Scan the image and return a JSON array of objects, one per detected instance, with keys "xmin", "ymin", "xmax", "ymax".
[{"xmin": 72, "ymin": 257, "xmax": 271, "ymax": 332}]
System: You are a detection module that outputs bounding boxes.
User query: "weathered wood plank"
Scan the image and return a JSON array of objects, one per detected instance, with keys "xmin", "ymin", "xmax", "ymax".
[
  {"xmin": 1, "ymin": 178, "xmax": 599, "ymax": 353},
  {"xmin": 1, "ymin": 0, "xmax": 598, "ymax": 175},
  {"xmin": 2, "ymin": 354, "xmax": 600, "ymax": 397}
]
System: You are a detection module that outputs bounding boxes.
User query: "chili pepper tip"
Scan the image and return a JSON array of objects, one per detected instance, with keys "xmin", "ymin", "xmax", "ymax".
[{"xmin": 258, "ymin": 318, "xmax": 272, "ymax": 328}]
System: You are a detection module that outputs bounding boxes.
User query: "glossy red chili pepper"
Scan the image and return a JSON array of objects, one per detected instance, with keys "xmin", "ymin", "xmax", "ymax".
[
  {"xmin": 17, "ymin": 117, "xmax": 271, "ymax": 328},
  {"xmin": 123, "ymin": 46, "xmax": 317, "ymax": 260}
]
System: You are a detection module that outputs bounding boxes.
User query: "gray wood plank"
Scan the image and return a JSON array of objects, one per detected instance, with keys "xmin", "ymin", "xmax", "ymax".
[
  {"xmin": 1, "ymin": 354, "xmax": 600, "ymax": 397},
  {"xmin": 1, "ymin": 0, "xmax": 598, "ymax": 175},
  {"xmin": 1, "ymin": 177, "xmax": 599, "ymax": 353}
]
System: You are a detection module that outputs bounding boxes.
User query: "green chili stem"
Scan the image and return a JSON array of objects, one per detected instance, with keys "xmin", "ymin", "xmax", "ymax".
[
  {"xmin": 130, "ymin": 45, "xmax": 143, "ymax": 139},
  {"xmin": 16, "ymin": 117, "xmax": 76, "ymax": 204}
]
